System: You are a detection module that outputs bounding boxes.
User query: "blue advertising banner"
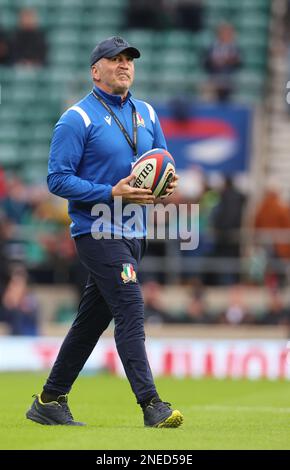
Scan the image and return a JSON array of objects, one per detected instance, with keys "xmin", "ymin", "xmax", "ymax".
[{"xmin": 154, "ymin": 103, "xmax": 252, "ymax": 173}]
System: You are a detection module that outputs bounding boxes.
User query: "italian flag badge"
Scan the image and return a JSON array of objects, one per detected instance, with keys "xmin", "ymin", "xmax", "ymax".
[{"xmin": 121, "ymin": 263, "xmax": 137, "ymax": 283}]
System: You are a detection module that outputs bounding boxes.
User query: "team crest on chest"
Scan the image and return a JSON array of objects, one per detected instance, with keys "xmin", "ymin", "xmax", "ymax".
[
  {"xmin": 121, "ymin": 263, "xmax": 137, "ymax": 283},
  {"xmin": 136, "ymin": 112, "xmax": 145, "ymax": 128}
]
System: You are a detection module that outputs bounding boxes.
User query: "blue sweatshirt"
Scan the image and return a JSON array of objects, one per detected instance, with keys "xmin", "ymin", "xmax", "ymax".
[{"xmin": 47, "ymin": 86, "xmax": 167, "ymax": 238}]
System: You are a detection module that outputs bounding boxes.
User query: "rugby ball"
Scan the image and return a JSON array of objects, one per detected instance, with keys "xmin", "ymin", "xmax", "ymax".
[{"xmin": 131, "ymin": 148, "xmax": 175, "ymax": 198}]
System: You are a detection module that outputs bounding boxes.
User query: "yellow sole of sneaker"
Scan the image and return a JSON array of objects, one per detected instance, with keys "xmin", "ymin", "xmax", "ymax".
[{"xmin": 156, "ymin": 410, "xmax": 184, "ymax": 428}]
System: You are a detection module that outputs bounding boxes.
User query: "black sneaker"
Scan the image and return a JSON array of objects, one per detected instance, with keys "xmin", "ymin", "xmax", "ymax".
[
  {"xmin": 26, "ymin": 394, "xmax": 85, "ymax": 426},
  {"xmin": 143, "ymin": 398, "xmax": 183, "ymax": 428}
]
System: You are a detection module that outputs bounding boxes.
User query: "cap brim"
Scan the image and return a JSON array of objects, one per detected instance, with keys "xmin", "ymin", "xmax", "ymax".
[{"xmin": 105, "ymin": 46, "xmax": 141, "ymax": 59}]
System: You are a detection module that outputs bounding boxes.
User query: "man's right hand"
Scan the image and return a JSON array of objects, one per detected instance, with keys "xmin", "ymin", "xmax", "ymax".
[{"xmin": 112, "ymin": 174, "xmax": 155, "ymax": 204}]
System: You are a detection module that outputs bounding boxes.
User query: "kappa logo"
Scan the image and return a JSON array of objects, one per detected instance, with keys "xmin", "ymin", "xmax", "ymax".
[
  {"xmin": 104, "ymin": 115, "xmax": 112, "ymax": 126},
  {"xmin": 121, "ymin": 263, "xmax": 137, "ymax": 283}
]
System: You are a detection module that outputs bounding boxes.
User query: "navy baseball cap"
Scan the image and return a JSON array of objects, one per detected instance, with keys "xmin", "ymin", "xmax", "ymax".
[{"xmin": 90, "ymin": 36, "xmax": 141, "ymax": 66}]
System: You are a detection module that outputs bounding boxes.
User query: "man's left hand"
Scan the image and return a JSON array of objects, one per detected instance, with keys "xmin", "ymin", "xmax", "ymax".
[{"xmin": 161, "ymin": 174, "xmax": 179, "ymax": 198}]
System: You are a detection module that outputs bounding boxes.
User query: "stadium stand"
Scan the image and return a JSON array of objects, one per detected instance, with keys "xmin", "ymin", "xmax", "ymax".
[
  {"xmin": 2, "ymin": 0, "xmax": 289, "ymax": 335},
  {"xmin": 0, "ymin": 0, "xmax": 271, "ymax": 179}
]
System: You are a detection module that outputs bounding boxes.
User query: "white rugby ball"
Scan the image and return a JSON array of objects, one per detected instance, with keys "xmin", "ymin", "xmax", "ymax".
[{"xmin": 131, "ymin": 148, "xmax": 175, "ymax": 198}]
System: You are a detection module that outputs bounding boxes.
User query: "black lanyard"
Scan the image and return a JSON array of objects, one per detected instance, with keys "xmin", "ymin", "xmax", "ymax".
[{"xmin": 92, "ymin": 90, "xmax": 138, "ymax": 158}]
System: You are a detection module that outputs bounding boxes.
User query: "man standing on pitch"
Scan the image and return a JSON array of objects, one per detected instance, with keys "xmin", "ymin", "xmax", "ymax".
[{"xmin": 26, "ymin": 36, "xmax": 183, "ymax": 428}]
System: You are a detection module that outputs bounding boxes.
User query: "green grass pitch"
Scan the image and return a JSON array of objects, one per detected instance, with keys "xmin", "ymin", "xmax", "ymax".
[{"xmin": 0, "ymin": 372, "xmax": 289, "ymax": 450}]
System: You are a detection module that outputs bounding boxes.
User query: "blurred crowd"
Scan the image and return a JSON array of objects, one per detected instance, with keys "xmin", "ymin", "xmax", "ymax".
[
  {"xmin": 126, "ymin": 0, "xmax": 204, "ymax": 33},
  {"xmin": 0, "ymin": 4, "xmax": 244, "ymax": 103},
  {"xmin": 125, "ymin": 1, "xmax": 243, "ymax": 102},
  {"xmin": 0, "ymin": 8, "xmax": 47, "ymax": 67},
  {"xmin": 142, "ymin": 279, "xmax": 290, "ymax": 327},
  {"xmin": 0, "ymin": 165, "xmax": 290, "ymax": 334},
  {"xmin": 0, "ymin": 2, "xmax": 283, "ymax": 334},
  {"xmin": 0, "ymin": 169, "xmax": 88, "ymax": 334}
]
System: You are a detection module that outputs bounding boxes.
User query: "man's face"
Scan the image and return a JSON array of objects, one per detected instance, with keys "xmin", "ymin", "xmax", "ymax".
[
  {"xmin": 91, "ymin": 52, "xmax": 135, "ymax": 96},
  {"xmin": 218, "ymin": 25, "xmax": 234, "ymax": 43}
]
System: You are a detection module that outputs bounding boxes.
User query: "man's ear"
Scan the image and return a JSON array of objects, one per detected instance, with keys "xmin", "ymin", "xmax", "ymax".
[{"xmin": 91, "ymin": 64, "xmax": 100, "ymax": 81}]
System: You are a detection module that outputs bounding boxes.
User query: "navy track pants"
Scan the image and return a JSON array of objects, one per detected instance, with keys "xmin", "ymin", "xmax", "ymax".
[{"xmin": 43, "ymin": 235, "xmax": 157, "ymax": 404}]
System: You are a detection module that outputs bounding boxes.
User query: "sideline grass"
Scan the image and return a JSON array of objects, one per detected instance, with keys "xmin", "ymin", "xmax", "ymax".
[{"xmin": 0, "ymin": 372, "xmax": 289, "ymax": 450}]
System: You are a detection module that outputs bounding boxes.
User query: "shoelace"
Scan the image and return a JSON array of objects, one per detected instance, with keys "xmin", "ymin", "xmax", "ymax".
[
  {"xmin": 157, "ymin": 401, "xmax": 171, "ymax": 409},
  {"xmin": 57, "ymin": 395, "xmax": 74, "ymax": 421},
  {"xmin": 60, "ymin": 402, "xmax": 74, "ymax": 420},
  {"xmin": 148, "ymin": 400, "xmax": 171, "ymax": 410}
]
